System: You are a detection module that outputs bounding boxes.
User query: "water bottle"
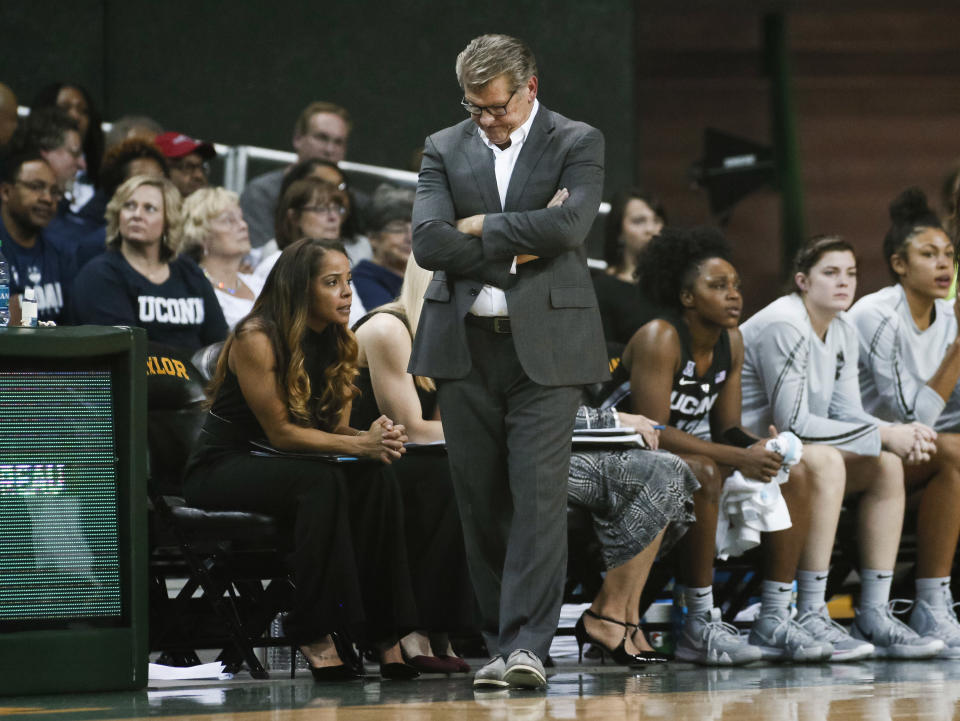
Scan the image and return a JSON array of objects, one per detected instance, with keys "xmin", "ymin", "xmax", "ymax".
[{"xmin": 0, "ymin": 247, "xmax": 10, "ymax": 327}]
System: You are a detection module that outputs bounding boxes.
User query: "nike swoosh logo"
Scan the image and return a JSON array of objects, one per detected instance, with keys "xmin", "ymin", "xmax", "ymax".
[
  {"xmin": 778, "ymin": 586, "xmax": 792, "ymax": 592},
  {"xmin": 877, "ymin": 574, "xmax": 893, "ymax": 579},
  {"xmin": 815, "ymin": 575, "xmax": 828, "ymax": 581},
  {"xmin": 696, "ymin": 591, "xmax": 711, "ymax": 598},
  {"xmin": 678, "ymin": 378, "xmax": 699, "ymax": 386},
  {"xmin": 942, "ymin": 581, "xmax": 951, "ymax": 587}
]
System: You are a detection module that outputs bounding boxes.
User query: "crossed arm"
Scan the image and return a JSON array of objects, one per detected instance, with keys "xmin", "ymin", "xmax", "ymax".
[{"xmin": 412, "ymin": 126, "xmax": 604, "ymax": 286}]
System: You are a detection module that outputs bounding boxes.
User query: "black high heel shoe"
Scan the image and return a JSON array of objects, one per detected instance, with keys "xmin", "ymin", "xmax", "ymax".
[
  {"xmin": 300, "ymin": 633, "xmax": 364, "ymax": 682},
  {"xmin": 628, "ymin": 624, "xmax": 670, "ymax": 664},
  {"xmin": 574, "ymin": 609, "xmax": 655, "ymax": 667}
]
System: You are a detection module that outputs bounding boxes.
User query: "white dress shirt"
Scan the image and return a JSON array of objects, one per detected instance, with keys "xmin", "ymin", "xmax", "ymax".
[{"xmin": 470, "ymin": 99, "xmax": 540, "ymax": 317}]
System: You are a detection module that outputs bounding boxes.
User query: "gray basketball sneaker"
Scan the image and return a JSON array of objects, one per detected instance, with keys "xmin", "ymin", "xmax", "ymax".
[
  {"xmin": 675, "ymin": 608, "xmax": 763, "ymax": 666},
  {"xmin": 795, "ymin": 606, "xmax": 874, "ymax": 662},
  {"xmin": 909, "ymin": 590, "xmax": 960, "ymax": 659},
  {"xmin": 851, "ymin": 601, "xmax": 944, "ymax": 659},
  {"xmin": 748, "ymin": 608, "xmax": 833, "ymax": 662}
]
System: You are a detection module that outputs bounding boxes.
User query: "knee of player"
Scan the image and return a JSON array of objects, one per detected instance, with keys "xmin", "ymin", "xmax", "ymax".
[
  {"xmin": 684, "ymin": 454, "xmax": 722, "ymax": 501},
  {"xmin": 876, "ymin": 450, "xmax": 907, "ymax": 490},
  {"xmin": 796, "ymin": 444, "xmax": 845, "ymax": 501}
]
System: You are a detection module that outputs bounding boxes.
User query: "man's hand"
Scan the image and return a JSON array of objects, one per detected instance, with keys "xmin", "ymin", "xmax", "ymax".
[
  {"xmin": 517, "ymin": 188, "xmax": 570, "ymax": 265},
  {"xmin": 456, "ymin": 214, "xmax": 484, "ymax": 237},
  {"xmin": 456, "ymin": 187, "xmax": 570, "ymax": 263}
]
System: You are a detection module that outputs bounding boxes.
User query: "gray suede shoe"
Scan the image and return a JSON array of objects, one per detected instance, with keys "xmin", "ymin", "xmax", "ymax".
[
  {"xmin": 503, "ymin": 649, "xmax": 547, "ymax": 689},
  {"xmin": 473, "ymin": 655, "xmax": 508, "ymax": 688}
]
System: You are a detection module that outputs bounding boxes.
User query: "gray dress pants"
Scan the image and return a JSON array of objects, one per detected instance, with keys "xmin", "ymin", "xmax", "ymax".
[{"xmin": 437, "ymin": 323, "xmax": 580, "ymax": 660}]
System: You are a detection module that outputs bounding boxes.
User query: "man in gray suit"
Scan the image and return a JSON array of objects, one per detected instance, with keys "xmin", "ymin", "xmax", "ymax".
[{"xmin": 410, "ymin": 34, "xmax": 608, "ymax": 688}]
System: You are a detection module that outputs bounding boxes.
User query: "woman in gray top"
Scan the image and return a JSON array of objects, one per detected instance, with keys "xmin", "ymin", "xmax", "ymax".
[{"xmin": 741, "ymin": 235, "xmax": 942, "ymax": 660}]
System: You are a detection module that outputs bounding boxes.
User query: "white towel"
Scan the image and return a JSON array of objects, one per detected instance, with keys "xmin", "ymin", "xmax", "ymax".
[{"xmin": 715, "ymin": 432, "xmax": 803, "ymax": 560}]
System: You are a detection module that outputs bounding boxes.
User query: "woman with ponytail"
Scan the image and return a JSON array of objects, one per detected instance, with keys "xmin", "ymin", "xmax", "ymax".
[
  {"xmin": 183, "ymin": 238, "xmax": 421, "ymax": 681},
  {"xmin": 848, "ymin": 187, "xmax": 960, "ymax": 656}
]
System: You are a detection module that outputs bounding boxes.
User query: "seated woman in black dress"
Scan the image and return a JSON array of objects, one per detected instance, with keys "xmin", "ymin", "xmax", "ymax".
[
  {"xmin": 183, "ymin": 238, "xmax": 420, "ymax": 681},
  {"xmin": 355, "ymin": 255, "xmax": 699, "ymax": 667},
  {"xmin": 352, "ymin": 257, "xmax": 474, "ymax": 674},
  {"xmin": 592, "ymin": 189, "xmax": 666, "ymax": 345}
]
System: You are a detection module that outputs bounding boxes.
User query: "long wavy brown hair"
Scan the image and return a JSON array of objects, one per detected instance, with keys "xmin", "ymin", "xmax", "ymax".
[{"xmin": 208, "ymin": 238, "xmax": 358, "ymax": 431}]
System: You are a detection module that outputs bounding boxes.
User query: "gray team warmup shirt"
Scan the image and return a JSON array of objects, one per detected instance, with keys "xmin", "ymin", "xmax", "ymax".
[
  {"xmin": 848, "ymin": 284, "xmax": 960, "ymax": 432},
  {"xmin": 740, "ymin": 293, "xmax": 884, "ymax": 456}
]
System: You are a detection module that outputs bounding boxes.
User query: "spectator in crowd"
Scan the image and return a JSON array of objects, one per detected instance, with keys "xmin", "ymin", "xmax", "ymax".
[
  {"xmin": 31, "ymin": 82, "xmax": 104, "ymax": 191},
  {"xmin": 183, "ymin": 238, "xmax": 420, "ymax": 681},
  {"xmin": 100, "ymin": 138, "xmax": 169, "ymax": 198},
  {"xmin": 105, "ymin": 114, "xmax": 163, "ymax": 150},
  {"xmin": 0, "ymin": 83, "xmax": 19, "ymax": 148},
  {"xmin": 154, "ymin": 131, "xmax": 216, "ymax": 198},
  {"xmin": 69, "ymin": 138, "xmax": 170, "ymax": 270},
  {"xmin": 741, "ymin": 234, "xmax": 943, "ymax": 660},
  {"xmin": 71, "ymin": 175, "xmax": 227, "ymax": 350},
  {"xmin": 21, "ymin": 108, "xmax": 85, "ymax": 194},
  {"xmin": 592, "ymin": 189, "xmax": 665, "ymax": 345},
  {"xmin": 253, "ymin": 159, "xmax": 370, "ymax": 267},
  {"xmin": 180, "ymin": 187, "xmax": 262, "ymax": 329},
  {"xmin": 240, "ymin": 101, "xmax": 351, "ymax": 247},
  {"xmin": 849, "ymin": 188, "xmax": 960, "ymax": 655},
  {"xmin": 19, "ymin": 108, "xmax": 106, "ymax": 254},
  {"xmin": 352, "ymin": 185, "xmax": 413, "ymax": 309},
  {"xmin": 0, "ymin": 150, "xmax": 77, "ymax": 324},
  {"xmin": 252, "ymin": 177, "xmax": 346, "ymax": 283}
]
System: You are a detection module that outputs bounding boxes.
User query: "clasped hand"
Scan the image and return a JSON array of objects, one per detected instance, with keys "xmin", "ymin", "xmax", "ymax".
[
  {"xmin": 455, "ymin": 187, "xmax": 569, "ymax": 265},
  {"xmin": 880, "ymin": 422, "xmax": 936, "ymax": 465},
  {"xmin": 356, "ymin": 415, "xmax": 408, "ymax": 464}
]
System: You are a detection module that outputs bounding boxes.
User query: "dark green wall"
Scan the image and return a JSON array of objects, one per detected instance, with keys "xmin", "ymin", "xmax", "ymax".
[{"xmin": 3, "ymin": 0, "xmax": 635, "ymax": 198}]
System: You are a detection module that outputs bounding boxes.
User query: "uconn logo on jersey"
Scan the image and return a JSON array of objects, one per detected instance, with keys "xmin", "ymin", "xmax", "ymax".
[
  {"xmin": 138, "ymin": 296, "xmax": 205, "ymax": 325},
  {"xmin": 669, "ymin": 362, "xmax": 727, "ymax": 431}
]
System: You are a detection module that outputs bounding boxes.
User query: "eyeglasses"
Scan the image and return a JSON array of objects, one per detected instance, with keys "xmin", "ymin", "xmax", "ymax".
[
  {"xmin": 15, "ymin": 180, "xmax": 64, "ymax": 202},
  {"xmin": 302, "ymin": 203, "xmax": 347, "ymax": 216},
  {"xmin": 461, "ymin": 88, "xmax": 517, "ymax": 117},
  {"xmin": 170, "ymin": 159, "xmax": 210, "ymax": 175}
]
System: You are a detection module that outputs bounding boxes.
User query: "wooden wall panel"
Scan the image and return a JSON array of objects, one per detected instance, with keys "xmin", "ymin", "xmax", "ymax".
[{"xmin": 636, "ymin": 7, "xmax": 960, "ymax": 317}]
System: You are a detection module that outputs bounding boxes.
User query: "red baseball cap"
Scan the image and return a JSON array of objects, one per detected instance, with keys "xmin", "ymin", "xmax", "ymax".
[{"xmin": 154, "ymin": 131, "xmax": 216, "ymax": 160}]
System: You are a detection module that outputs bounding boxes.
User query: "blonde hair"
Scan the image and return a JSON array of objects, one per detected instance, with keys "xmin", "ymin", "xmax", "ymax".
[
  {"xmin": 179, "ymin": 187, "xmax": 240, "ymax": 260},
  {"xmin": 105, "ymin": 175, "xmax": 182, "ymax": 262},
  {"xmin": 379, "ymin": 254, "xmax": 435, "ymax": 392},
  {"xmin": 456, "ymin": 34, "xmax": 537, "ymax": 92}
]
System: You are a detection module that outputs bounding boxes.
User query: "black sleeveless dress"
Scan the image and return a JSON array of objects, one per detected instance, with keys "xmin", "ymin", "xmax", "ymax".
[
  {"xmin": 183, "ymin": 326, "xmax": 418, "ymax": 643},
  {"xmin": 351, "ymin": 310, "xmax": 475, "ymax": 632}
]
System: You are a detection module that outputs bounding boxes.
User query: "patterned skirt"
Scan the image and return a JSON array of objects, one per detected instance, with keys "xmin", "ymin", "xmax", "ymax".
[{"xmin": 567, "ymin": 448, "xmax": 699, "ymax": 570}]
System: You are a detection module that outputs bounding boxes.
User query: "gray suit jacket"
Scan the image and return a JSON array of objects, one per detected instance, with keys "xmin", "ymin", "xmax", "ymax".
[{"xmin": 409, "ymin": 105, "xmax": 609, "ymax": 387}]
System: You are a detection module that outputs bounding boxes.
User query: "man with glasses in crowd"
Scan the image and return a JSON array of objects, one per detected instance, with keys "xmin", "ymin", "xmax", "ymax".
[
  {"xmin": 240, "ymin": 101, "xmax": 352, "ymax": 248},
  {"xmin": 155, "ymin": 131, "xmax": 216, "ymax": 198},
  {"xmin": 0, "ymin": 150, "xmax": 77, "ymax": 323},
  {"xmin": 409, "ymin": 33, "xmax": 606, "ymax": 689}
]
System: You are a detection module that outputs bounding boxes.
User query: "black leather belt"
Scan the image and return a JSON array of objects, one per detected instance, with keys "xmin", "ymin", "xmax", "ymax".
[{"xmin": 465, "ymin": 314, "xmax": 512, "ymax": 334}]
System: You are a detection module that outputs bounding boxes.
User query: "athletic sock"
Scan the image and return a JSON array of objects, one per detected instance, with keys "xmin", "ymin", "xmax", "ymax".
[
  {"xmin": 685, "ymin": 586, "xmax": 714, "ymax": 617},
  {"xmin": 916, "ymin": 577, "xmax": 952, "ymax": 607},
  {"xmin": 796, "ymin": 569, "xmax": 829, "ymax": 615},
  {"xmin": 860, "ymin": 568, "xmax": 894, "ymax": 609},
  {"xmin": 760, "ymin": 579, "xmax": 793, "ymax": 617}
]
